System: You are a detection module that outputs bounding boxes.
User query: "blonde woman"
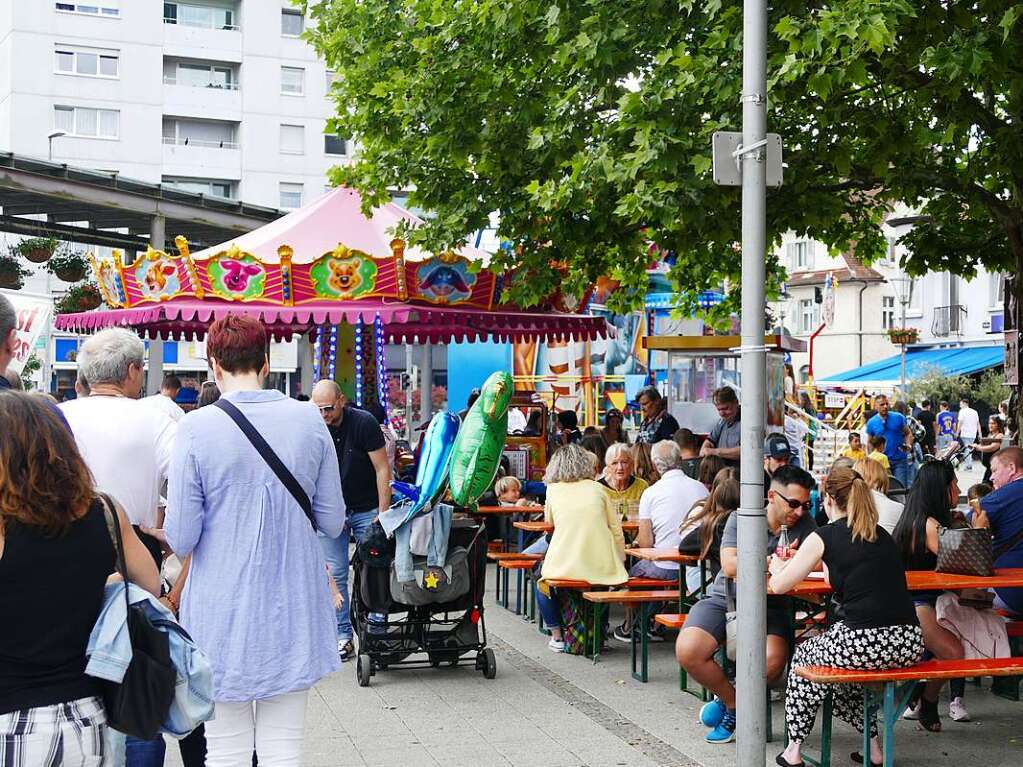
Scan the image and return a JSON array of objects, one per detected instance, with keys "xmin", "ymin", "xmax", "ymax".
[
  {"xmin": 769, "ymin": 467, "xmax": 923, "ymax": 767},
  {"xmin": 854, "ymin": 458, "xmax": 905, "ymax": 533},
  {"xmin": 535, "ymin": 445, "xmax": 628, "ymax": 651}
]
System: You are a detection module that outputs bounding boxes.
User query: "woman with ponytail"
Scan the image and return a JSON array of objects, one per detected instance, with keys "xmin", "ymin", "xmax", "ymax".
[{"xmin": 768, "ymin": 467, "xmax": 923, "ymax": 767}]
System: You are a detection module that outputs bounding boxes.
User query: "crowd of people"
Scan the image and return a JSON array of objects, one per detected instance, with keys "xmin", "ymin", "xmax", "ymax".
[
  {"xmin": 526, "ymin": 381, "xmax": 1023, "ymax": 757},
  {"xmin": 0, "ymin": 303, "xmax": 401, "ymax": 767}
]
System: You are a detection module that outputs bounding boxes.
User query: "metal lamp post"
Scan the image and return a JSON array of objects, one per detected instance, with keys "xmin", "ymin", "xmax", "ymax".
[
  {"xmin": 47, "ymin": 130, "xmax": 67, "ymax": 161},
  {"xmin": 890, "ymin": 275, "xmax": 911, "ymax": 394}
]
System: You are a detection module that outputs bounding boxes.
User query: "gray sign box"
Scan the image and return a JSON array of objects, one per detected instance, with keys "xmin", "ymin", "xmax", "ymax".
[{"xmin": 711, "ymin": 131, "xmax": 783, "ymax": 187}]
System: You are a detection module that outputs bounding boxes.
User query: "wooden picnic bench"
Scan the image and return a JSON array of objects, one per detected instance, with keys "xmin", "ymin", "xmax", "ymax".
[
  {"xmin": 794, "ymin": 656, "xmax": 1023, "ymax": 767},
  {"xmin": 582, "ymin": 589, "xmax": 680, "ymax": 679}
]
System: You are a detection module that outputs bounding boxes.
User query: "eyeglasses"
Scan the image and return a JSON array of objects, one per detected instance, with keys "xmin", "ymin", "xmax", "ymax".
[
  {"xmin": 318, "ymin": 405, "xmax": 336, "ymax": 413},
  {"xmin": 775, "ymin": 491, "xmax": 812, "ymax": 511}
]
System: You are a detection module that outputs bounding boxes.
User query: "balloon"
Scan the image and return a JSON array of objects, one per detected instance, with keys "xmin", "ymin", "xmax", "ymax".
[
  {"xmin": 411, "ymin": 411, "xmax": 461, "ymax": 514},
  {"xmin": 448, "ymin": 371, "xmax": 513, "ymax": 506}
]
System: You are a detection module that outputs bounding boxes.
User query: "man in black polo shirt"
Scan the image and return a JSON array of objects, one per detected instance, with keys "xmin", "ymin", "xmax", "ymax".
[{"xmin": 312, "ymin": 379, "xmax": 392, "ymax": 660}]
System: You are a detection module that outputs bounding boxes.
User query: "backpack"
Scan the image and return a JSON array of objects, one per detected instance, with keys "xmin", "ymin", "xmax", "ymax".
[
  {"xmin": 557, "ymin": 589, "xmax": 599, "ymax": 657},
  {"xmin": 356, "ymin": 522, "xmax": 395, "ymax": 613}
]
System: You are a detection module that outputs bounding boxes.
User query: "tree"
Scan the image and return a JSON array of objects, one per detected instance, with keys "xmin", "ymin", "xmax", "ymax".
[{"xmin": 304, "ymin": 0, "xmax": 1021, "ymax": 320}]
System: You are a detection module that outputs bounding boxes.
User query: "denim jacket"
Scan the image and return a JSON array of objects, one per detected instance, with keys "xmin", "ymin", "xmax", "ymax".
[{"xmin": 86, "ymin": 581, "xmax": 214, "ymax": 738}]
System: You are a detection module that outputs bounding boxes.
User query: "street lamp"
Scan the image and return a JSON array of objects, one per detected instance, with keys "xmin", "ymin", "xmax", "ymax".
[
  {"xmin": 46, "ymin": 130, "xmax": 67, "ymax": 161},
  {"xmin": 890, "ymin": 275, "xmax": 912, "ymax": 394}
]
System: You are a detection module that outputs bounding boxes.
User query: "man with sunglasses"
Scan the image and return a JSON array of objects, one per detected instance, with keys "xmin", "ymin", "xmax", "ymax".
[
  {"xmin": 311, "ymin": 379, "xmax": 392, "ymax": 661},
  {"xmin": 865, "ymin": 394, "xmax": 912, "ymax": 488},
  {"xmin": 676, "ymin": 464, "xmax": 817, "ymax": 744}
]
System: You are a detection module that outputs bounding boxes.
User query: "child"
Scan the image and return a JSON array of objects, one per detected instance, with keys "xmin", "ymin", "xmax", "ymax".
[
  {"xmin": 841, "ymin": 432, "xmax": 866, "ymax": 461},
  {"xmin": 867, "ymin": 435, "xmax": 890, "ymax": 472},
  {"xmin": 495, "ymin": 475, "xmax": 524, "ymax": 506}
]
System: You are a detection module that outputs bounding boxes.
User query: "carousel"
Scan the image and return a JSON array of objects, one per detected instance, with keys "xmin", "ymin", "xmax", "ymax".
[{"xmin": 55, "ymin": 187, "xmax": 610, "ymax": 417}]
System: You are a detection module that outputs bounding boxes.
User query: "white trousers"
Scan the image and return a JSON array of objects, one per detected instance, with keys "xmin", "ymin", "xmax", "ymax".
[{"xmin": 205, "ymin": 690, "xmax": 308, "ymax": 767}]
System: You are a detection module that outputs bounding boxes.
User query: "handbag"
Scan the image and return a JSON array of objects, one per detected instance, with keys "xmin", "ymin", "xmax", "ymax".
[
  {"xmin": 98, "ymin": 495, "xmax": 177, "ymax": 741},
  {"xmin": 936, "ymin": 526, "xmax": 994, "ymax": 577},
  {"xmin": 557, "ymin": 589, "xmax": 598, "ymax": 657},
  {"xmin": 214, "ymin": 398, "xmax": 316, "ymax": 530}
]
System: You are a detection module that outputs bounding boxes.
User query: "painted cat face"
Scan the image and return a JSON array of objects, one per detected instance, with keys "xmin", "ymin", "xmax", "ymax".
[{"xmin": 143, "ymin": 260, "xmax": 177, "ymax": 294}]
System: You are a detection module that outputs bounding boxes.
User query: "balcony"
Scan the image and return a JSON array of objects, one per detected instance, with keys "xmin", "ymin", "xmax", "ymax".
[
  {"xmin": 163, "ymin": 77, "xmax": 241, "ymax": 120},
  {"xmin": 161, "ymin": 136, "xmax": 240, "ymax": 178},
  {"xmin": 932, "ymin": 305, "xmax": 968, "ymax": 337},
  {"xmin": 163, "ymin": 8, "xmax": 241, "ymax": 61}
]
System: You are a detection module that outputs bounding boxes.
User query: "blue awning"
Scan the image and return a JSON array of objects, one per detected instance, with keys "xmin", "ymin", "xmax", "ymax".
[{"xmin": 818, "ymin": 345, "xmax": 1003, "ymax": 388}]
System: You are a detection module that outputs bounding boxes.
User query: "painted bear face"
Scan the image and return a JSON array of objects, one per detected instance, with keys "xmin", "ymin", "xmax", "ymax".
[{"xmin": 328, "ymin": 257, "xmax": 362, "ymax": 294}]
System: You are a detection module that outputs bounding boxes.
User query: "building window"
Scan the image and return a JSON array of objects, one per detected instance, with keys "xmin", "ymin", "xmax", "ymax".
[
  {"xmin": 163, "ymin": 2, "xmax": 237, "ymax": 30},
  {"xmin": 54, "ymin": 105, "xmax": 119, "ymax": 138},
  {"xmin": 55, "ymin": 1, "xmax": 120, "ymax": 16},
  {"xmin": 991, "ymin": 272, "xmax": 1005, "ymax": 308},
  {"xmin": 164, "ymin": 60, "xmax": 238, "ymax": 89},
  {"xmin": 280, "ymin": 182, "xmax": 303, "ymax": 209},
  {"xmin": 787, "ymin": 240, "xmax": 813, "ymax": 271},
  {"xmin": 799, "ymin": 298, "xmax": 819, "ymax": 334},
  {"xmin": 882, "ymin": 295, "xmax": 896, "ymax": 329},
  {"xmin": 906, "ymin": 276, "xmax": 921, "ymax": 315},
  {"xmin": 163, "ymin": 177, "xmax": 235, "ymax": 199},
  {"xmin": 324, "ymin": 133, "xmax": 346, "ymax": 156},
  {"xmin": 162, "ymin": 118, "xmax": 237, "ymax": 149},
  {"xmin": 280, "ymin": 124, "xmax": 304, "ymax": 155},
  {"xmin": 281, "ymin": 67, "xmax": 305, "ymax": 95},
  {"xmin": 325, "ymin": 69, "xmax": 337, "ymax": 91},
  {"xmin": 882, "ymin": 235, "xmax": 899, "ymax": 267},
  {"xmin": 281, "ymin": 8, "xmax": 304, "ymax": 36},
  {"xmin": 55, "ymin": 46, "xmax": 119, "ymax": 78}
]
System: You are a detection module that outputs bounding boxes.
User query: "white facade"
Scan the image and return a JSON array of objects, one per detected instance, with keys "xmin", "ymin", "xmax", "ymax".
[
  {"xmin": 0, "ymin": 1, "xmax": 348, "ymax": 391},
  {"xmin": 771, "ymin": 209, "xmax": 1005, "ymax": 384},
  {"xmin": 0, "ymin": 1, "xmax": 345, "ymax": 209}
]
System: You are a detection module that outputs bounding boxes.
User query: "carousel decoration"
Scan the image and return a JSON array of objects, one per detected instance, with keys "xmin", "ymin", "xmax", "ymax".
[{"xmin": 57, "ymin": 188, "xmax": 610, "ymax": 416}]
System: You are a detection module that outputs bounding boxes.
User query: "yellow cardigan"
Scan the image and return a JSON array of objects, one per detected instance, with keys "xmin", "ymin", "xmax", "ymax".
[
  {"xmin": 540, "ymin": 479, "xmax": 628, "ymax": 586},
  {"xmin": 599, "ymin": 475, "xmax": 649, "ymax": 518}
]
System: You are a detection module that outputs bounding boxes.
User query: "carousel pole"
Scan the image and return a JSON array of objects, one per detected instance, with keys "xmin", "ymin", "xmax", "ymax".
[
  {"xmin": 420, "ymin": 342, "xmax": 433, "ymax": 427},
  {"xmin": 146, "ymin": 214, "xmax": 165, "ymax": 396}
]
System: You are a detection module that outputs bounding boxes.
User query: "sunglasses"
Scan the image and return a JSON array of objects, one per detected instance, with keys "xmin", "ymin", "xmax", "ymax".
[
  {"xmin": 318, "ymin": 405, "xmax": 336, "ymax": 413},
  {"xmin": 775, "ymin": 491, "xmax": 812, "ymax": 511}
]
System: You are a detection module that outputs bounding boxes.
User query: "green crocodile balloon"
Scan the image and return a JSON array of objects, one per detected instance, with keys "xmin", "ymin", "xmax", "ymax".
[{"xmin": 448, "ymin": 371, "xmax": 513, "ymax": 506}]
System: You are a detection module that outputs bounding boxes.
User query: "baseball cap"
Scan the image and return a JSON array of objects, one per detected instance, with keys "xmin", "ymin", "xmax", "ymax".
[{"xmin": 765, "ymin": 433, "xmax": 791, "ymax": 460}]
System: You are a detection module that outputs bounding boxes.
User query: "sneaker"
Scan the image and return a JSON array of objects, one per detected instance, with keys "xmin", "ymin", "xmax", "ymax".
[
  {"xmin": 902, "ymin": 701, "xmax": 920, "ymax": 720},
  {"xmin": 949, "ymin": 697, "xmax": 970, "ymax": 722},
  {"xmin": 646, "ymin": 626, "xmax": 666, "ymax": 643},
  {"xmin": 699, "ymin": 698, "xmax": 727, "ymax": 728},
  {"xmin": 338, "ymin": 639, "xmax": 354, "ymax": 662},
  {"xmin": 705, "ymin": 709, "xmax": 736, "ymax": 744},
  {"xmin": 612, "ymin": 624, "xmax": 632, "ymax": 643},
  {"xmin": 547, "ymin": 637, "xmax": 565, "ymax": 652}
]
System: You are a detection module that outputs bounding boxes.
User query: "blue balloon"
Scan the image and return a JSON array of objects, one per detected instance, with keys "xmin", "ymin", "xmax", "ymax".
[{"xmin": 400, "ymin": 411, "xmax": 460, "ymax": 524}]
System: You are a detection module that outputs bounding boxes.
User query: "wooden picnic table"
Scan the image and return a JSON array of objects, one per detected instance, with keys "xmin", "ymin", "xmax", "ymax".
[
  {"xmin": 472, "ymin": 505, "xmax": 543, "ymax": 515},
  {"xmin": 786, "ymin": 567, "xmax": 1023, "ymax": 598},
  {"xmin": 627, "ymin": 548, "xmax": 700, "ymax": 565},
  {"xmin": 513, "ymin": 519, "xmax": 640, "ymax": 534}
]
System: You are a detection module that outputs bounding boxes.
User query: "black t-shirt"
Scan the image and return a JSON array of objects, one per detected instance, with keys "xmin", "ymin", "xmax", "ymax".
[
  {"xmin": 917, "ymin": 410, "xmax": 936, "ymax": 447},
  {"xmin": 680, "ymin": 457, "xmax": 702, "ymax": 480},
  {"xmin": 817, "ymin": 518, "xmax": 918, "ymax": 630},
  {"xmin": 328, "ymin": 405, "xmax": 386, "ymax": 513},
  {"xmin": 0, "ymin": 500, "xmax": 114, "ymax": 715}
]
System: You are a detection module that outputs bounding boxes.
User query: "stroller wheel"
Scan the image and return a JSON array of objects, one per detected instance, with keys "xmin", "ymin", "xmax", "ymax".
[
  {"xmin": 356, "ymin": 654, "xmax": 372, "ymax": 687},
  {"xmin": 479, "ymin": 648, "xmax": 497, "ymax": 679}
]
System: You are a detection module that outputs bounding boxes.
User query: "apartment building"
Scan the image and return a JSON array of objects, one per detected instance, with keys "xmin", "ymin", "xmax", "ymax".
[{"xmin": 0, "ymin": 0, "xmax": 345, "ymax": 210}]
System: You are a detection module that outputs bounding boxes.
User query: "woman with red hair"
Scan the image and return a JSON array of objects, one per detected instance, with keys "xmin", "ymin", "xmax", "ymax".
[{"xmin": 165, "ymin": 316, "xmax": 345, "ymax": 767}]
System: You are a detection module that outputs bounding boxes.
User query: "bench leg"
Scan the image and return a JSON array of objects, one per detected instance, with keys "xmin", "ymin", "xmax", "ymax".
[
  {"xmin": 881, "ymin": 682, "xmax": 897, "ymax": 767},
  {"xmin": 992, "ymin": 674, "xmax": 1022, "ymax": 701},
  {"xmin": 631, "ymin": 603, "xmax": 653, "ymax": 683},
  {"xmin": 591, "ymin": 603, "xmax": 604, "ymax": 662},
  {"xmin": 514, "ymin": 568, "xmax": 523, "ymax": 615}
]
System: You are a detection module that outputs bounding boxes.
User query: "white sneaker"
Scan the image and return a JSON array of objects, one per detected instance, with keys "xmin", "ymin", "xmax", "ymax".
[
  {"xmin": 949, "ymin": 697, "xmax": 970, "ymax": 722},
  {"xmin": 547, "ymin": 637, "xmax": 565, "ymax": 652},
  {"xmin": 902, "ymin": 701, "xmax": 920, "ymax": 720}
]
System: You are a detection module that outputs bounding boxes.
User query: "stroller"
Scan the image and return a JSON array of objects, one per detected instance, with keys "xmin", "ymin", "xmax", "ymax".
[{"xmin": 349, "ymin": 516, "xmax": 495, "ymax": 687}]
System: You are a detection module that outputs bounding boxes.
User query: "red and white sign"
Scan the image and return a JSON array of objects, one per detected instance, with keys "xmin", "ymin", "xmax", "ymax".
[{"xmin": 0, "ymin": 290, "xmax": 53, "ymax": 375}]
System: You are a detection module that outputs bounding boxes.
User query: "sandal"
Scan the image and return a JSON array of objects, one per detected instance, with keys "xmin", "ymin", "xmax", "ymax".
[
  {"xmin": 850, "ymin": 751, "xmax": 882, "ymax": 766},
  {"xmin": 916, "ymin": 697, "xmax": 942, "ymax": 732}
]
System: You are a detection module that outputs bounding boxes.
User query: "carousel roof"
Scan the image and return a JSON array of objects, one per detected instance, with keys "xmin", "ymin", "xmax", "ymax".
[{"xmin": 55, "ymin": 188, "xmax": 608, "ymax": 343}]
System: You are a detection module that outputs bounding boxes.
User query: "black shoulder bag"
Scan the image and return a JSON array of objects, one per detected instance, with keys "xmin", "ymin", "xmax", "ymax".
[
  {"xmin": 98, "ymin": 495, "xmax": 177, "ymax": 741},
  {"xmin": 213, "ymin": 398, "xmax": 316, "ymax": 531}
]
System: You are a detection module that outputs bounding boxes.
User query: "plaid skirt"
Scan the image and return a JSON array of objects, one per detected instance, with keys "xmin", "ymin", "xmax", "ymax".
[{"xmin": 0, "ymin": 696, "xmax": 107, "ymax": 767}]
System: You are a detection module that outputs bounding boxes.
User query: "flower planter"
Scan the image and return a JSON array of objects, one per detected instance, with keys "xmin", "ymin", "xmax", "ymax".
[
  {"xmin": 0, "ymin": 272, "xmax": 22, "ymax": 289},
  {"xmin": 888, "ymin": 330, "xmax": 919, "ymax": 345},
  {"xmin": 22, "ymin": 247, "xmax": 54, "ymax": 264},
  {"xmin": 55, "ymin": 263, "xmax": 88, "ymax": 283}
]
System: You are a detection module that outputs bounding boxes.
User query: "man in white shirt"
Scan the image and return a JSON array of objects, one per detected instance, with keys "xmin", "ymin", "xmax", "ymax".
[
  {"xmin": 956, "ymin": 398, "xmax": 981, "ymax": 471},
  {"xmin": 60, "ymin": 328, "xmax": 177, "ymax": 565},
  {"xmin": 142, "ymin": 373, "xmax": 185, "ymax": 422},
  {"xmin": 613, "ymin": 440, "xmax": 708, "ymax": 643}
]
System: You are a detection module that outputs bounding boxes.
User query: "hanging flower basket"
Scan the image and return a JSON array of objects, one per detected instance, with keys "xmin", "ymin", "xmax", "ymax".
[
  {"xmin": 16, "ymin": 236, "xmax": 60, "ymax": 264},
  {"xmin": 888, "ymin": 328, "xmax": 919, "ymax": 345},
  {"xmin": 0, "ymin": 254, "xmax": 32, "ymax": 289},
  {"xmin": 47, "ymin": 250, "xmax": 89, "ymax": 283},
  {"xmin": 55, "ymin": 282, "xmax": 102, "ymax": 314}
]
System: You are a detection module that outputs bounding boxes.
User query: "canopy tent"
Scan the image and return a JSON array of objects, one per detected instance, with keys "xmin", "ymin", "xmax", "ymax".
[
  {"xmin": 54, "ymin": 187, "xmax": 609, "ymax": 344},
  {"xmin": 817, "ymin": 345, "xmax": 1003, "ymax": 389}
]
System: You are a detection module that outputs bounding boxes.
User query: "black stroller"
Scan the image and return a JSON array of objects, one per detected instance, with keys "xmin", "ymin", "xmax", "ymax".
[{"xmin": 349, "ymin": 516, "xmax": 495, "ymax": 686}]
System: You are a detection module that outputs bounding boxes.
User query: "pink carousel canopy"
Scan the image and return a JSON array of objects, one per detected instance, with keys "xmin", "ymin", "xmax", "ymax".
[{"xmin": 55, "ymin": 188, "xmax": 609, "ymax": 343}]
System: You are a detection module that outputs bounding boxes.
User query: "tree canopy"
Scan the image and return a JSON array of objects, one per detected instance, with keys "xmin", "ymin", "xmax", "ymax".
[{"xmin": 304, "ymin": 0, "xmax": 1023, "ymax": 318}]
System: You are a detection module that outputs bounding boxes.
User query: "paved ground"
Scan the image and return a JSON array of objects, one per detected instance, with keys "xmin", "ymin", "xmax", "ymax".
[{"xmin": 166, "ymin": 460, "xmax": 1018, "ymax": 766}]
